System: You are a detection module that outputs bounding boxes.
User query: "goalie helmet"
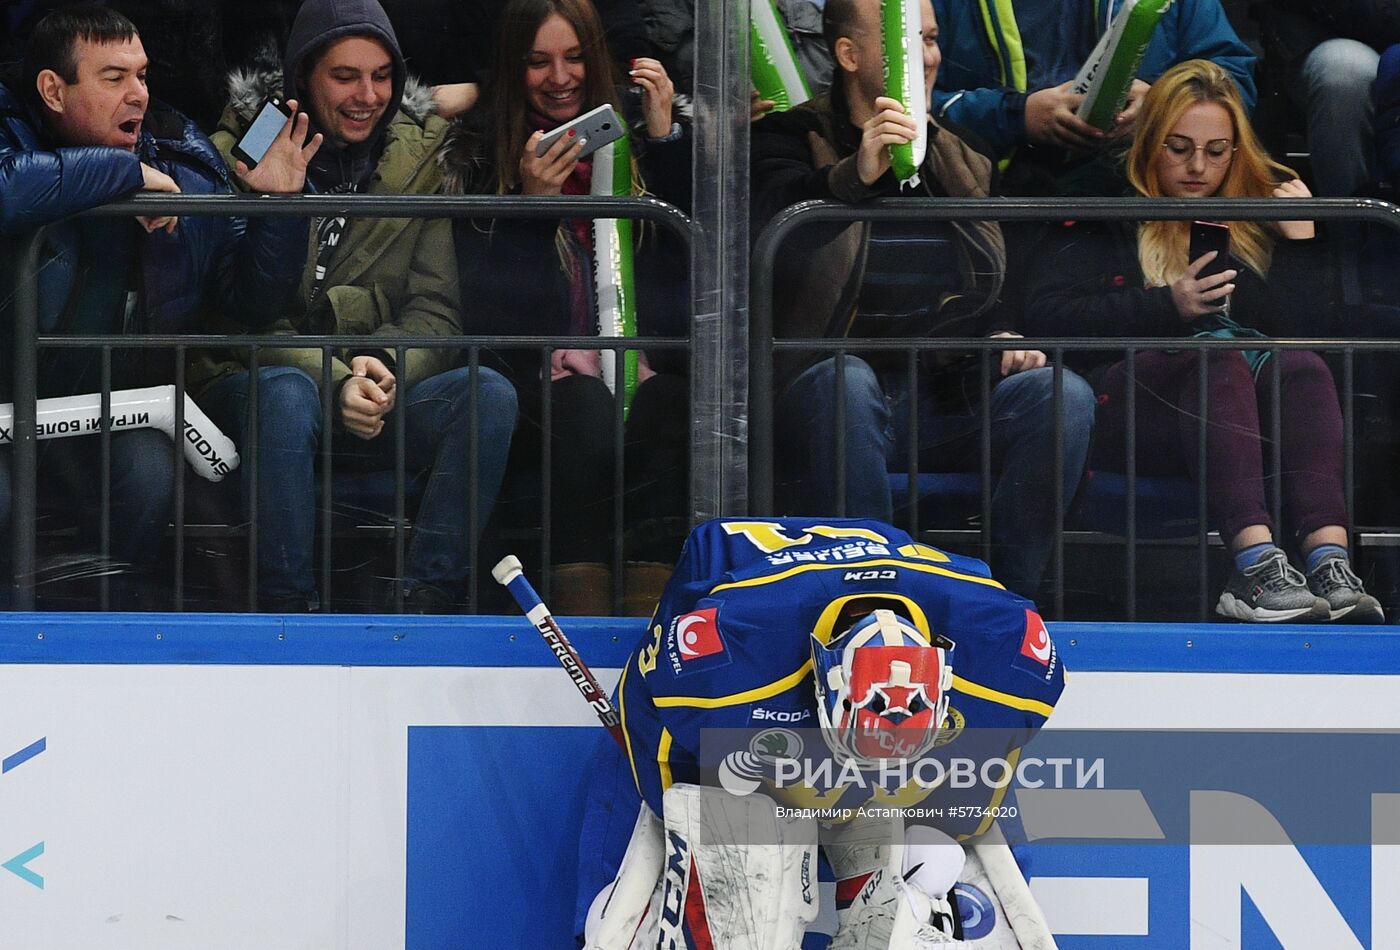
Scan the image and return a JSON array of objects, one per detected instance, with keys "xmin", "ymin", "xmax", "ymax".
[{"xmin": 811, "ymin": 609, "xmax": 953, "ymax": 768}]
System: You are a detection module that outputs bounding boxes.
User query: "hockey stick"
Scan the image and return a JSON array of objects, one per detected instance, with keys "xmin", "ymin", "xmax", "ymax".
[{"xmin": 492, "ymin": 555, "xmax": 626, "ymax": 749}]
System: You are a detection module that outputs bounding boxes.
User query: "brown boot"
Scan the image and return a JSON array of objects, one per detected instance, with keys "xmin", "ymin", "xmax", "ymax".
[
  {"xmin": 549, "ymin": 563, "xmax": 613, "ymax": 616},
  {"xmin": 623, "ymin": 561, "xmax": 672, "ymax": 617}
]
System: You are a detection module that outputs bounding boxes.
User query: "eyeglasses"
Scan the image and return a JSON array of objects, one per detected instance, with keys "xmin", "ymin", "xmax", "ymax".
[{"xmin": 1161, "ymin": 135, "xmax": 1236, "ymax": 166}]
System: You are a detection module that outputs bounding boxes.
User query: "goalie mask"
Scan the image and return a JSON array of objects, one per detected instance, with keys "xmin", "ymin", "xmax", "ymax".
[{"xmin": 811, "ymin": 609, "xmax": 953, "ymax": 768}]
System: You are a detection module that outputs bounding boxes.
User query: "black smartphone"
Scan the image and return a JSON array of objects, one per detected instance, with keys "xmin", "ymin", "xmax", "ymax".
[
  {"xmin": 231, "ymin": 96, "xmax": 293, "ymax": 169},
  {"xmin": 1189, "ymin": 220, "xmax": 1231, "ymax": 279},
  {"xmin": 534, "ymin": 103, "xmax": 625, "ymax": 159}
]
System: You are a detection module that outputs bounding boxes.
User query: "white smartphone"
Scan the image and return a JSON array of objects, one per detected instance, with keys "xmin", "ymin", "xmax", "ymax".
[{"xmin": 535, "ymin": 103, "xmax": 625, "ymax": 159}]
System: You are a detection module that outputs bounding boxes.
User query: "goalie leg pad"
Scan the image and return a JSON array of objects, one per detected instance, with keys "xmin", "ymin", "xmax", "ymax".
[
  {"xmin": 655, "ymin": 782, "xmax": 819, "ymax": 950},
  {"xmin": 584, "ymin": 804, "xmax": 666, "ymax": 950}
]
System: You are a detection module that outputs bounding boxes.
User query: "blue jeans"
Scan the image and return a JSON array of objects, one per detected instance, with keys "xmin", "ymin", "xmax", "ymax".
[
  {"xmin": 1299, "ymin": 37, "xmax": 1378, "ymax": 199},
  {"xmin": 204, "ymin": 364, "xmax": 517, "ymax": 602},
  {"xmin": 775, "ymin": 356, "xmax": 1095, "ymax": 598}
]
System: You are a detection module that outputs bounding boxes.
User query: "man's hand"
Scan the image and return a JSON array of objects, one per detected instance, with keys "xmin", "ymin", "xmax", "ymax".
[
  {"xmin": 521, "ymin": 128, "xmax": 586, "ymax": 196},
  {"xmin": 137, "ymin": 162, "xmax": 180, "ymax": 234},
  {"xmin": 857, "ymin": 96, "xmax": 920, "ymax": 186},
  {"xmin": 338, "ymin": 355, "xmax": 397, "ymax": 440},
  {"xmin": 1169, "ymin": 254, "xmax": 1237, "ymax": 319},
  {"xmin": 1273, "ymin": 177, "xmax": 1316, "ymax": 240},
  {"xmin": 236, "ymin": 99, "xmax": 323, "ymax": 194},
  {"xmin": 1024, "ymin": 82, "xmax": 1104, "ymax": 151},
  {"xmin": 990, "ymin": 331, "xmax": 1047, "ymax": 376},
  {"xmin": 750, "ymin": 88, "xmax": 777, "ymax": 123},
  {"xmin": 1107, "ymin": 79, "xmax": 1151, "ymax": 142}
]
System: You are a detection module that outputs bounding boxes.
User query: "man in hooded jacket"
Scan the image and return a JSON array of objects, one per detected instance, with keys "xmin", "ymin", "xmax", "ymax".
[{"xmin": 201, "ymin": 0, "xmax": 517, "ymax": 613}]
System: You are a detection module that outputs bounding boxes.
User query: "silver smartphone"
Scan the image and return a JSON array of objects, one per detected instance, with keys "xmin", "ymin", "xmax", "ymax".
[{"xmin": 535, "ymin": 103, "xmax": 625, "ymax": 159}]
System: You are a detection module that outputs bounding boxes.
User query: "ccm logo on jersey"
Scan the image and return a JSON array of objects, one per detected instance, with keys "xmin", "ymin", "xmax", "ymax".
[
  {"xmin": 667, "ymin": 607, "xmax": 729, "ymax": 676},
  {"xmin": 843, "ymin": 569, "xmax": 897, "ymax": 581},
  {"xmin": 1013, "ymin": 609, "xmax": 1058, "ymax": 682}
]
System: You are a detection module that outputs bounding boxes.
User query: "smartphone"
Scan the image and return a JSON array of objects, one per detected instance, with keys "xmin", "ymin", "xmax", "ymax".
[
  {"xmin": 232, "ymin": 96, "xmax": 293, "ymax": 168},
  {"xmin": 535, "ymin": 103, "xmax": 625, "ymax": 160},
  {"xmin": 1189, "ymin": 220, "xmax": 1231, "ymax": 279}
]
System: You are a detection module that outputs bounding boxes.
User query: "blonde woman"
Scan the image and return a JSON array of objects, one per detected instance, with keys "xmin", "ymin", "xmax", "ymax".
[{"xmin": 1024, "ymin": 59, "xmax": 1383, "ymax": 623}]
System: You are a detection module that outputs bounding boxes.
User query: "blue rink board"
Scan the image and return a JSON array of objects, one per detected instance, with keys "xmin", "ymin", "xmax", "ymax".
[{"xmin": 3, "ymin": 615, "xmax": 1398, "ymax": 948}]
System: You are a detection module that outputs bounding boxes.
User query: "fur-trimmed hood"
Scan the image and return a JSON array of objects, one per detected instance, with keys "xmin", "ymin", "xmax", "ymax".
[{"xmin": 225, "ymin": 43, "xmax": 436, "ymax": 128}]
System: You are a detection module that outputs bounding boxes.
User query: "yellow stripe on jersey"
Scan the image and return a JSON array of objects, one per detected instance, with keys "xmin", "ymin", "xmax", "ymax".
[
  {"xmin": 652, "ymin": 660, "xmax": 814, "ymax": 709},
  {"xmin": 658, "ymin": 728, "xmax": 674, "ymax": 793},
  {"xmin": 617, "ymin": 662, "xmax": 643, "ymax": 795},
  {"xmin": 709, "ymin": 559, "xmax": 1005, "ymax": 596},
  {"xmin": 972, "ymin": 747, "xmax": 1021, "ymax": 838},
  {"xmin": 812, "ymin": 593, "xmax": 932, "ymax": 646},
  {"xmin": 953, "ymin": 674, "xmax": 1055, "ymax": 719}
]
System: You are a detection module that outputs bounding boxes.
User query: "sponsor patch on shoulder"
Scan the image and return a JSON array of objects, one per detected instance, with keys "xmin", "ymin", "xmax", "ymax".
[
  {"xmin": 665, "ymin": 606, "xmax": 731, "ymax": 677},
  {"xmin": 1012, "ymin": 609, "xmax": 1058, "ymax": 683}
]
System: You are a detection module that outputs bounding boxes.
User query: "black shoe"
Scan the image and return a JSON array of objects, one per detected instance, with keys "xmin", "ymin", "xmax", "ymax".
[{"xmin": 397, "ymin": 584, "xmax": 457, "ymax": 615}]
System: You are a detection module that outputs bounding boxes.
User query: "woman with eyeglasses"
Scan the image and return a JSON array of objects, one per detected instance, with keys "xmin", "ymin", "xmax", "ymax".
[{"xmin": 1024, "ymin": 59, "xmax": 1383, "ymax": 624}]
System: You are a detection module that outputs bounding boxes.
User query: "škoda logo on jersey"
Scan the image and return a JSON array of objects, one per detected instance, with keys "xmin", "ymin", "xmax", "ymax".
[
  {"xmin": 666, "ymin": 606, "xmax": 729, "ymax": 676},
  {"xmin": 1014, "ymin": 610, "xmax": 1057, "ymax": 683}
]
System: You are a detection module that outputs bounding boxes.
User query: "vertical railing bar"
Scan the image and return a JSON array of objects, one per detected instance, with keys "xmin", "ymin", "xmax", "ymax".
[
  {"xmin": 1052, "ymin": 351, "xmax": 1065, "ymax": 619},
  {"xmin": 1197, "ymin": 346, "xmax": 1209, "ymax": 621},
  {"xmin": 321, "ymin": 347, "xmax": 334, "ymax": 611},
  {"xmin": 540, "ymin": 345, "xmax": 553, "ymax": 601},
  {"xmin": 613, "ymin": 341, "xmax": 627, "ymax": 615},
  {"xmin": 393, "ymin": 344, "xmax": 407, "ymax": 612},
  {"xmin": 980, "ymin": 349, "xmax": 992, "ymax": 565},
  {"xmin": 247, "ymin": 345, "xmax": 260, "ymax": 612},
  {"xmin": 1270, "ymin": 345, "xmax": 1282, "ymax": 538},
  {"xmin": 1343, "ymin": 348, "xmax": 1356, "ymax": 552},
  {"xmin": 172, "ymin": 346, "xmax": 186, "ymax": 611},
  {"xmin": 467, "ymin": 345, "xmax": 481, "ymax": 614},
  {"xmin": 834, "ymin": 349, "xmax": 847, "ymax": 516},
  {"xmin": 906, "ymin": 347, "xmax": 919, "ymax": 537},
  {"xmin": 100, "ymin": 347, "xmax": 112, "ymax": 611},
  {"xmin": 12, "ymin": 232, "xmax": 42, "ymax": 610},
  {"xmin": 1125, "ymin": 348, "xmax": 1138, "ymax": 622}
]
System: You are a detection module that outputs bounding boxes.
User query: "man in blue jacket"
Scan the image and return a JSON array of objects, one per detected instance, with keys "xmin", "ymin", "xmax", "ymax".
[
  {"xmin": 0, "ymin": 4, "xmax": 318, "ymax": 606},
  {"xmin": 931, "ymin": 0, "xmax": 1256, "ymax": 191}
]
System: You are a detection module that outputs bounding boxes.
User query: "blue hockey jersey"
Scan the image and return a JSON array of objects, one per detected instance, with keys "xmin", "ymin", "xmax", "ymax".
[{"xmin": 614, "ymin": 517, "xmax": 1066, "ymax": 825}]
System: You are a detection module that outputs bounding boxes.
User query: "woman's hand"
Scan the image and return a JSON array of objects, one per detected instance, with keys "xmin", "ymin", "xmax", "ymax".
[
  {"xmin": 989, "ymin": 331, "xmax": 1047, "ymax": 376},
  {"xmin": 630, "ymin": 57, "xmax": 676, "ymax": 138},
  {"xmin": 1273, "ymin": 177, "xmax": 1316, "ymax": 240},
  {"xmin": 550, "ymin": 348, "xmax": 603, "ymax": 381},
  {"xmin": 1170, "ymin": 253, "xmax": 1237, "ymax": 319},
  {"xmin": 521, "ymin": 128, "xmax": 586, "ymax": 196}
]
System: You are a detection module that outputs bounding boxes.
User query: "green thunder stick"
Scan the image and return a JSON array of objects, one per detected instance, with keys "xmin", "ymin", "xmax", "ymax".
[
  {"xmin": 1072, "ymin": 0, "xmax": 1175, "ymax": 130},
  {"xmin": 882, "ymin": 0, "xmax": 925, "ymax": 183},
  {"xmin": 750, "ymin": 0, "xmax": 812, "ymax": 113},
  {"xmin": 590, "ymin": 121, "xmax": 638, "ymax": 414}
]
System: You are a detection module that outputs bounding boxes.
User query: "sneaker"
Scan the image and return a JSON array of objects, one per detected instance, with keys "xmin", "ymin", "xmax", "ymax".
[
  {"xmin": 1216, "ymin": 550, "xmax": 1330, "ymax": 622},
  {"xmin": 1306, "ymin": 554, "xmax": 1386, "ymax": 623}
]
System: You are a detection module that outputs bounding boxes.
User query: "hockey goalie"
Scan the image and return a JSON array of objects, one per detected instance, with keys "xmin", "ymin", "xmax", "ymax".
[{"xmin": 572, "ymin": 518, "xmax": 1064, "ymax": 948}]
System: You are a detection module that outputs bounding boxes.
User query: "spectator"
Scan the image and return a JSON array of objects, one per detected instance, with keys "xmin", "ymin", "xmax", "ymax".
[
  {"xmin": 750, "ymin": 0, "xmax": 1096, "ymax": 601},
  {"xmin": 1023, "ymin": 59, "xmax": 1384, "ymax": 623},
  {"xmin": 1263, "ymin": 0, "xmax": 1400, "ymax": 200},
  {"xmin": 0, "ymin": 4, "xmax": 314, "ymax": 607},
  {"xmin": 199, "ymin": 0, "xmax": 518, "ymax": 613},
  {"xmin": 439, "ymin": 0, "xmax": 691, "ymax": 616},
  {"xmin": 931, "ymin": 0, "xmax": 1257, "ymax": 194}
]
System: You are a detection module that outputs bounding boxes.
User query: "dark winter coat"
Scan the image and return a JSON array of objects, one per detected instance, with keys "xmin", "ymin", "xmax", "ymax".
[
  {"xmin": 750, "ymin": 81, "xmax": 1008, "ymax": 387},
  {"xmin": 438, "ymin": 93, "xmax": 691, "ymax": 383},
  {"xmin": 1021, "ymin": 218, "xmax": 1334, "ymax": 386},
  {"xmin": 0, "ymin": 80, "xmax": 307, "ymax": 395}
]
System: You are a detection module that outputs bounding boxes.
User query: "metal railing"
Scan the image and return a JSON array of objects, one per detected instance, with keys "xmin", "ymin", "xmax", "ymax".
[
  {"xmin": 751, "ymin": 197, "xmax": 1400, "ymax": 619},
  {"xmin": 7, "ymin": 194, "xmax": 694, "ymax": 611}
]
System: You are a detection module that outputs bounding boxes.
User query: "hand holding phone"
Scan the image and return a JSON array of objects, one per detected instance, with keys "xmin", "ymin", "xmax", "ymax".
[
  {"xmin": 231, "ymin": 97, "xmax": 322, "ymax": 194},
  {"xmin": 534, "ymin": 103, "xmax": 624, "ymax": 160},
  {"xmin": 232, "ymin": 97, "xmax": 294, "ymax": 169},
  {"xmin": 1189, "ymin": 220, "xmax": 1231, "ymax": 279}
]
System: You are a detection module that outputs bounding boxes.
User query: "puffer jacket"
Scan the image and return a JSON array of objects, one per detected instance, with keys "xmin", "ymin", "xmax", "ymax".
[
  {"xmin": 201, "ymin": 64, "xmax": 460, "ymax": 395},
  {"xmin": 0, "ymin": 80, "xmax": 307, "ymax": 396},
  {"xmin": 931, "ymin": 0, "xmax": 1257, "ymax": 158}
]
